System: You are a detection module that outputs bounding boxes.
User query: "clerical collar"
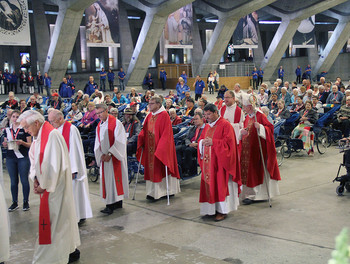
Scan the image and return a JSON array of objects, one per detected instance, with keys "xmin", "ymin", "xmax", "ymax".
[
  {"xmin": 209, "ymin": 117, "xmax": 220, "ymax": 127},
  {"xmin": 152, "ymin": 106, "xmax": 166, "ymax": 116}
]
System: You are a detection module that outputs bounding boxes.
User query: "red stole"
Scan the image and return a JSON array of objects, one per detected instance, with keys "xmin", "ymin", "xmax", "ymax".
[
  {"xmin": 62, "ymin": 122, "xmax": 72, "ymax": 151},
  {"xmin": 220, "ymin": 105, "xmax": 242, "ymax": 123},
  {"xmin": 39, "ymin": 122, "xmax": 54, "ymax": 245},
  {"xmin": 97, "ymin": 115, "xmax": 124, "ymax": 199}
]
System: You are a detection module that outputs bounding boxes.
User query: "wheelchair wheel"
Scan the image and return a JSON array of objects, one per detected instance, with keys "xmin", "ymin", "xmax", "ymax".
[
  {"xmin": 336, "ymin": 185, "xmax": 344, "ymax": 196},
  {"xmin": 275, "ymin": 140, "xmax": 284, "ymax": 167},
  {"xmin": 316, "ymin": 130, "xmax": 328, "ymax": 154},
  {"xmin": 88, "ymin": 167, "xmax": 99, "ymax": 182}
]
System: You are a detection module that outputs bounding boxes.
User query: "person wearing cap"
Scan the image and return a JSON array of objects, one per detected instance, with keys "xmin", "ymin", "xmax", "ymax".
[
  {"xmin": 239, "ymin": 94, "xmax": 281, "ymax": 205},
  {"xmin": 184, "ymin": 98, "xmax": 196, "ymax": 117},
  {"xmin": 48, "ymin": 93, "xmax": 64, "ymax": 111},
  {"xmin": 123, "ymin": 108, "xmax": 141, "ymax": 156}
]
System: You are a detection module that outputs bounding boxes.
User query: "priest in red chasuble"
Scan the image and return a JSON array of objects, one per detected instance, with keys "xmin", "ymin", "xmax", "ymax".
[
  {"xmin": 137, "ymin": 96, "xmax": 180, "ymax": 200},
  {"xmin": 239, "ymin": 94, "xmax": 281, "ymax": 205},
  {"xmin": 198, "ymin": 103, "xmax": 241, "ymax": 221}
]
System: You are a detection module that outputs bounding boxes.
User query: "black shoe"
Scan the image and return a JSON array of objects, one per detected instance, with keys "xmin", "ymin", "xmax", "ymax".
[
  {"xmin": 146, "ymin": 195, "xmax": 155, "ymax": 201},
  {"xmin": 8, "ymin": 202, "xmax": 19, "ymax": 212},
  {"xmin": 242, "ymin": 198, "xmax": 253, "ymax": 205},
  {"xmin": 23, "ymin": 201, "xmax": 30, "ymax": 211},
  {"xmin": 68, "ymin": 248, "xmax": 80, "ymax": 263},
  {"xmin": 100, "ymin": 207, "xmax": 113, "ymax": 215},
  {"xmin": 112, "ymin": 200, "xmax": 122, "ymax": 209},
  {"xmin": 78, "ymin": 219, "xmax": 86, "ymax": 227}
]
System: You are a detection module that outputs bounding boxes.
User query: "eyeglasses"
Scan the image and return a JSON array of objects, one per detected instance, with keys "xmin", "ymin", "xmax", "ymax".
[
  {"xmin": 96, "ymin": 110, "xmax": 106, "ymax": 115},
  {"xmin": 224, "ymin": 97, "xmax": 233, "ymax": 99}
]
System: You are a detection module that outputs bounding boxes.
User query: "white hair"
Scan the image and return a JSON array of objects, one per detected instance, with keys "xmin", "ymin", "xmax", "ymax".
[
  {"xmin": 261, "ymin": 106, "xmax": 269, "ymax": 115},
  {"xmin": 17, "ymin": 110, "xmax": 45, "ymax": 125},
  {"xmin": 281, "ymin": 87, "xmax": 287, "ymax": 91},
  {"xmin": 169, "ymin": 108, "xmax": 177, "ymax": 114}
]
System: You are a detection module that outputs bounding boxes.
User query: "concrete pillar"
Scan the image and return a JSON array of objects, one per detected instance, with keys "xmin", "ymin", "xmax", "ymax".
[
  {"xmin": 125, "ymin": 0, "xmax": 194, "ymax": 86},
  {"xmin": 118, "ymin": 2, "xmax": 134, "ymax": 72},
  {"xmin": 313, "ymin": 20, "xmax": 350, "ymax": 78},
  {"xmin": 44, "ymin": 0, "xmax": 96, "ymax": 89},
  {"xmin": 260, "ymin": 19, "xmax": 301, "ymax": 81},
  {"xmin": 191, "ymin": 8, "xmax": 203, "ymax": 77},
  {"xmin": 32, "ymin": 0, "xmax": 50, "ymax": 73},
  {"xmin": 253, "ymin": 25, "xmax": 265, "ymax": 68}
]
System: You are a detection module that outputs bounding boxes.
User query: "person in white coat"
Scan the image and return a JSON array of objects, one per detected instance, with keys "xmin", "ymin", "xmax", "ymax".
[
  {"xmin": 94, "ymin": 104, "xmax": 129, "ymax": 215},
  {"xmin": 48, "ymin": 109, "xmax": 93, "ymax": 225},
  {"xmin": 18, "ymin": 110, "xmax": 81, "ymax": 264}
]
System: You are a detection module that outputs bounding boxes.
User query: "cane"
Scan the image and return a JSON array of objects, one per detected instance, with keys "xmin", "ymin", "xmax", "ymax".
[
  {"xmin": 132, "ymin": 148, "xmax": 143, "ymax": 200},
  {"xmin": 165, "ymin": 166, "xmax": 170, "ymax": 206},
  {"xmin": 249, "ymin": 94, "xmax": 272, "ymax": 207}
]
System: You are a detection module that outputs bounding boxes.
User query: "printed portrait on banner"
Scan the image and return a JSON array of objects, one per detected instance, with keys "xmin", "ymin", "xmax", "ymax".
[
  {"xmin": 0, "ymin": 0, "xmax": 30, "ymax": 46},
  {"xmin": 232, "ymin": 12, "xmax": 259, "ymax": 49},
  {"xmin": 164, "ymin": 4, "xmax": 193, "ymax": 49},
  {"xmin": 85, "ymin": 0, "xmax": 120, "ymax": 47},
  {"xmin": 293, "ymin": 16, "xmax": 315, "ymax": 48}
]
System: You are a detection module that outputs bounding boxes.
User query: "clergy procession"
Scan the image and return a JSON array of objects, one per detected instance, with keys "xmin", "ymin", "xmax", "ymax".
[{"xmin": 0, "ymin": 77, "xmax": 285, "ymax": 263}]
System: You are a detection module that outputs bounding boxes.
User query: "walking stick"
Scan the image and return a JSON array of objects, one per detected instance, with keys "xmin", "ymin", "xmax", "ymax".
[
  {"xmin": 165, "ymin": 166, "xmax": 170, "ymax": 206},
  {"xmin": 249, "ymin": 95, "xmax": 272, "ymax": 207},
  {"xmin": 132, "ymin": 148, "xmax": 143, "ymax": 200}
]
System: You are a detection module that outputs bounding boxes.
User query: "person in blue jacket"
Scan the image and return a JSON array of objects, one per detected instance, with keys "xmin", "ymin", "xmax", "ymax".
[
  {"xmin": 44, "ymin": 72, "xmax": 51, "ymax": 97},
  {"xmin": 180, "ymin": 71, "xmax": 188, "ymax": 84},
  {"xmin": 176, "ymin": 77, "xmax": 190, "ymax": 100},
  {"xmin": 257, "ymin": 67, "xmax": 264, "ymax": 86},
  {"xmin": 278, "ymin": 66, "xmax": 284, "ymax": 82},
  {"xmin": 159, "ymin": 68, "xmax": 167, "ymax": 90},
  {"xmin": 143, "ymin": 73, "xmax": 153, "ymax": 90},
  {"xmin": 112, "ymin": 91, "xmax": 128, "ymax": 105},
  {"xmin": 107, "ymin": 68, "xmax": 115, "ymax": 91},
  {"xmin": 36, "ymin": 71, "xmax": 43, "ymax": 94},
  {"xmin": 10, "ymin": 71, "xmax": 18, "ymax": 94},
  {"xmin": 252, "ymin": 67, "xmax": 258, "ymax": 90},
  {"xmin": 118, "ymin": 67, "xmax": 126, "ymax": 91},
  {"xmin": 100, "ymin": 67, "xmax": 107, "ymax": 92},
  {"xmin": 193, "ymin": 75, "xmax": 205, "ymax": 101},
  {"xmin": 305, "ymin": 64, "xmax": 312, "ymax": 80},
  {"xmin": 59, "ymin": 77, "xmax": 74, "ymax": 98},
  {"xmin": 295, "ymin": 66, "xmax": 302, "ymax": 84},
  {"xmin": 67, "ymin": 75, "xmax": 74, "ymax": 88},
  {"xmin": 84, "ymin": 76, "xmax": 98, "ymax": 96}
]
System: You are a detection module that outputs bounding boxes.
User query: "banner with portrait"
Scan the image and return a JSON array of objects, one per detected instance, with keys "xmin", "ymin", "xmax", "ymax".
[
  {"xmin": 293, "ymin": 16, "xmax": 315, "ymax": 48},
  {"xmin": 164, "ymin": 4, "xmax": 193, "ymax": 49},
  {"xmin": 85, "ymin": 0, "xmax": 120, "ymax": 47},
  {"xmin": 0, "ymin": 0, "xmax": 30, "ymax": 46},
  {"xmin": 232, "ymin": 12, "xmax": 259, "ymax": 49}
]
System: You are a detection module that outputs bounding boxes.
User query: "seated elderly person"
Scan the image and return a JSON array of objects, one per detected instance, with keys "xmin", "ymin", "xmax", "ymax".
[
  {"xmin": 326, "ymin": 85, "xmax": 343, "ymax": 105},
  {"xmin": 261, "ymin": 106, "xmax": 273, "ymax": 124},
  {"xmin": 129, "ymin": 88, "xmax": 141, "ymax": 102},
  {"xmin": 290, "ymin": 96, "xmax": 305, "ymax": 113},
  {"xmin": 27, "ymin": 95, "xmax": 41, "ymax": 109},
  {"xmin": 291, "ymin": 89, "xmax": 299, "ymax": 105},
  {"xmin": 279, "ymin": 87, "xmax": 291, "ymax": 106},
  {"xmin": 303, "ymin": 89, "xmax": 313, "ymax": 103},
  {"xmin": 19, "ymin": 99, "xmax": 29, "ymax": 113},
  {"xmin": 33, "ymin": 92, "xmax": 43, "ymax": 104},
  {"xmin": 292, "ymin": 100, "xmax": 318, "ymax": 156},
  {"xmin": 48, "ymin": 93, "xmax": 64, "ymax": 111},
  {"xmin": 92, "ymin": 92, "xmax": 104, "ymax": 105},
  {"xmin": 169, "ymin": 108, "xmax": 182, "ymax": 125},
  {"xmin": 65, "ymin": 103, "xmax": 83, "ymax": 124},
  {"xmin": 341, "ymin": 90, "xmax": 350, "ymax": 105},
  {"xmin": 165, "ymin": 99, "xmax": 175, "ymax": 112},
  {"xmin": 78, "ymin": 94, "xmax": 90, "ymax": 113},
  {"xmin": 72, "ymin": 90, "xmax": 84, "ymax": 104},
  {"xmin": 258, "ymin": 87, "xmax": 268, "ymax": 106},
  {"xmin": 109, "ymin": 107, "xmax": 119, "ymax": 118},
  {"xmin": 272, "ymin": 100, "xmax": 290, "ymax": 121},
  {"xmin": 333, "ymin": 96, "xmax": 350, "ymax": 137},
  {"xmin": 165, "ymin": 89, "xmax": 178, "ymax": 104},
  {"xmin": 318, "ymin": 85, "xmax": 329, "ymax": 104},
  {"xmin": 176, "ymin": 112, "xmax": 208, "ymax": 177},
  {"xmin": 90, "ymin": 88, "xmax": 104, "ymax": 101},
  {"xmin": 1, "ymin": 92, "xmax": 18, "ymax": 109},
  {"xmin": 183, "ymin": 98, "xmax": 196, "ymax": 117},
  {"xmin": 197, "ymin": 98, "xmax": 207, "ymax": 111},
  {"xmin": 78, "ymin": 102, "xmax": 98, "ymax": 134},
  {"xmin": 0, "ymin": 109, "xmax": 13, "ymax": 129},
  {"xmin": 312, "ymin": 96, "xmax": 323, "ymax": 112},
  {"xmin": 267, "ymin": 93, "xmax": 278, "ymax": 111},
  {"xmin": 113, "ymin": 91, "xmax": 127, "ymax": 105},
  {"xmin": 104, "ymin": 94, "xmax": 116, "ymax": 109},
  {"xmin": 123, "ymin": 108, "xmax": 141, "ymax": 156},
  {"xmin": 299, "ymin": 86, "xmax": 306, "ymax": 98},
  {"xmin": 179, "ymin": 91, "xmax": 191, "ymax": 107}
]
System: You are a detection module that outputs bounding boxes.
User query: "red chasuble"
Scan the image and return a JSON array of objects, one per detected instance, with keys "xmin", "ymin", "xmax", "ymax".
[
  {"xmin": 97, "ymin": 115, "xmax": 124, "ymax": 198},
  {"xmin": 198, "ymin": 117, "xmax": 241, "ymax": 203},
  {"xmin": 137, "ymin": 111, "xmax": 180, "ymax": 182},
  {"xmin": 219, "ymin": 105, "xmax": 242, "ymax": 123},
  {"xmin": 39, "ymin": 122, "xmax": 55, "ymax": 245},
  {"xmin": 240, "ymin": 111, "xmax": 281, "ymax": 188}
]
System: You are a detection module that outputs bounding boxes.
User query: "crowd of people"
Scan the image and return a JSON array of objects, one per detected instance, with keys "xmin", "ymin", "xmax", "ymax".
[{"xmin": 0, "ymin": 65, "xmax": 348, "ymax": 263}]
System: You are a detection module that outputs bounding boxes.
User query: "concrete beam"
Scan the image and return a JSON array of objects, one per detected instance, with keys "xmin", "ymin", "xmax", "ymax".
[
  {"xmin": 313, "ymin": 19, "xmax": 350, "ymax": 78},
  {"xmin": 260, "ymin": 0, "xmax": 348, "ymax": 81},
  {"xmin": 32, "ymin": 0, "xmax": 50, "ymax": 73},
  {"xmin": 126, "ymin": 0, "xmax": 194, "ymax": 86},
  {"xmin": 119, "ymin": 2, "xmax": 134, "ymax": 72},
  {"xmin": 198, "ymin": 0, "xmax": 276, "ymax": 77},
  {"xmin": 191, "ymin": 8, "xmax": 203, "ymax": 77},
  {"xmin": 44, "ymin": 0, "xmax": 96, "ymax": 89}
]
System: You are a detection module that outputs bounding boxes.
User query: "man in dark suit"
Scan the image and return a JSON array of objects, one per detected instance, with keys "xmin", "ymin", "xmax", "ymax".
[{"xmin": 176, "ymin": 112, "xmax": 208, "ymax": 177}]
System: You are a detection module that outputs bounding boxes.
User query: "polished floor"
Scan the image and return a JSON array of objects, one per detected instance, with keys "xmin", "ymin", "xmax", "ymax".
[{"xmin": 2, "ymin": 144, "xmax": 350, "ymax": 264}]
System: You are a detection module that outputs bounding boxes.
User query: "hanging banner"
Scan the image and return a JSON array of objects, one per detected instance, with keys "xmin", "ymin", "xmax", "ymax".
[
  {"xmin": 85, "ymin": 0, "xmax": 120, "ymax": 47},
  {"xmin": 232, "ymin": 12, "xmax": 259, "ymax": 49},
  {"xmin": 293, "ymin": 16, "xmax": 315, "ymax": 48},
  {"xmin": 0, "ymin": 0, "xmax": 30, "ymax": 46},
  {"xmin": 164, "ymin": 4, "xmax": 193, "ymax": 49}
]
